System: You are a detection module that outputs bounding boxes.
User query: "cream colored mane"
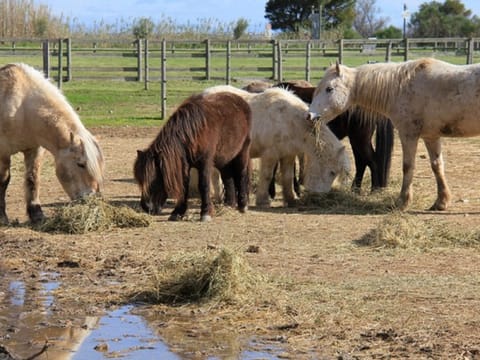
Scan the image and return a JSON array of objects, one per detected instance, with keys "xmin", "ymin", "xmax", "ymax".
[
  {"xmin": 348, "ymin": 59, "xmax": 433, "ymax": 115},
  {"xmin": 17, "ymin": 63, "xmax": 104, "ymax": 184}
]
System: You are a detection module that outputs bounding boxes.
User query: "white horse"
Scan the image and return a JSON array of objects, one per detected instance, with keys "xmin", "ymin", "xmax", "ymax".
[
  {"xmin": 309, "ymin": 58, "xmax": 480, "ymax": 211},
  {"xmin": 204, "ymin": 85, "xmax": 350, "ymax": 207},
  {"xmin": 0, "ymin": 63, "xmax": 104, "ymax": 223}
]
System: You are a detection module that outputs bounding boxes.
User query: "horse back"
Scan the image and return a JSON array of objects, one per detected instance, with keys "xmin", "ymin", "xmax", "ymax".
[{"xmin": 199, "ymin": 92, "xmax": 251, "ymax": 167}]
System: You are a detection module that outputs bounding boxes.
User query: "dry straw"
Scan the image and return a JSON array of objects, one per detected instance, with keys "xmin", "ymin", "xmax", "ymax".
[
  {"xmin": 134, "ymin": 248, "xmax": 263, "ymax": 305},
  {"xmin": 37, "ymin": 196, "xmax": 151, "ymax": 234},
  {"xmin": 358, "ymin": 212, "xmax": 480, "ymax": 249}
]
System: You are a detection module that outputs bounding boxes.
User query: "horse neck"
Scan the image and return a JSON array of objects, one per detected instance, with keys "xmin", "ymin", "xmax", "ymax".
[{"xmin": 31, "ymin": 99, "xmax": 85, "ymax": 156}]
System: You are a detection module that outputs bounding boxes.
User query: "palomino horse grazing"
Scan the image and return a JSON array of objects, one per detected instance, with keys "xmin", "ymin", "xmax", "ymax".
[
  {"xmin": 276, "ymin": 80, "xmax": 394, "ymax": 192},
  {"xmin": 133, "ymin": 92, "xmax": 251, "ymax": 221},
  {"xmin": 204, "ymin": 85, "xmax": 350, "ymax": 207},
  {"xmin": 309, "ymin": 58, "xmax": 480, "ymax": 210},
  {"xmin": 0, "ymin": 63, "xmax": 104, "ymax": 224}
]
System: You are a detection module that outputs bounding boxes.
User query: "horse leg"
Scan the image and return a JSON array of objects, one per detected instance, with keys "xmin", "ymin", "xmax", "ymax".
[
  {"xmin": 268, "ymin": 163, "xmax": 278, "ymax": 199},
  {"xmin": 169, "ymin": 168, "xmax": 191, "ymax": 221},
  {"xmin": 231, "ymin": 144, "xmax": 250, "ymax": 213},
  {"xmin": 197, "ymin": 164, "xmax": 213, "ymax": 222},
  {"xmin": 279, "ymin": 155, "xmax": 297, "ymax": 207},
  {"xmin": 423, "ymin": 138, "xmax": 451, "ymax": 211},
  {"xmin": 24, "ymin": 148, "xmax": 45, "ymax": 223},
  {"xmin": 348, "ymin": 123, "xmax": 377, "ymax": 192},
  {"xmin": 256, "ymin": 156, "xmax": 276, "ymax": 207},
  {"xmin": 211, "ymin": 168, "xmax": 223, "ymax": 204},
  {"xmin": 220, "ymin": 165, "xmax": 236, "ymax": 207},
  {"xmin": 397, "ymin": 134, "xmax": 419, "ymax": 210},
  {"xmin": 0, "ymin": 156, "xmax": 11, "ymax": 224}
]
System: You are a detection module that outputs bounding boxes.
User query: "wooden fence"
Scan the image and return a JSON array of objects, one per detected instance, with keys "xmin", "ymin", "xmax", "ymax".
[{"xmin": 2, "ymin": 37, "xmax": 480, "ymax": 118}]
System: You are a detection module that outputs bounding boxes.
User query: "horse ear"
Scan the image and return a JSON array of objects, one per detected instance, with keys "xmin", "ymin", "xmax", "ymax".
[{"xmin": 335, "ymin": 60, "xmax": 341, "ymax": 76}]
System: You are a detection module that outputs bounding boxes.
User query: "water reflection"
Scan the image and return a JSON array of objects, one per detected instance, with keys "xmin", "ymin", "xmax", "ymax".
[
  {"xmin": 0, "ymin": 274, "xmax": 283, "ymax": 359},
  {"xmin": 73, "ymin": 305, "xmax": 180, "ymax": 359}
]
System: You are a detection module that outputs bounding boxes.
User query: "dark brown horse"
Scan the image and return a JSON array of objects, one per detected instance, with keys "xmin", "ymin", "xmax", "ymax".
[
  {"xmin": 133, "ymin": 92, "xmax": 251, "ymax": 221},
  {"xmin": 276, "ymin": 80, "xmax": 394, "ymax": 192}
]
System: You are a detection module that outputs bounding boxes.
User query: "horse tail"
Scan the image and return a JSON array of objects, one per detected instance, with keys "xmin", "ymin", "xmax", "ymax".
[{"xmin": 374, "ymin": 118, "xmax": 394, "ymax": 188}]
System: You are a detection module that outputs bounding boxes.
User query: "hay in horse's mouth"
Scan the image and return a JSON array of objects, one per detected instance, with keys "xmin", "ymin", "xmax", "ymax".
[{"xmin": 37, "ymin": 196, "xmax": 151, "ymax": 234}]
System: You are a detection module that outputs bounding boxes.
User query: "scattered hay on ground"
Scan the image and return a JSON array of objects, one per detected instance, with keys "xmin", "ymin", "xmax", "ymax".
[
  {"xmin": 37, "ymin": 196, "xmax": 151, "ymax": 234},
  {"xmin": 300, "ymin": 188, "xmax": 397, "ymax": 214},
  {"xmin": 133, "ymin": 248, "xmax": 263, "ymax": 305},
  {"xmin": 357, "ymin": 212, "xmax": 480, "ymax": 249}
]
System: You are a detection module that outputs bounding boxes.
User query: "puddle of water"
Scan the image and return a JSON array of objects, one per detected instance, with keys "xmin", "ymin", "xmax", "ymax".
[
  {"xmin": 1, "ymin": 274, "xmax": 285, "ymax": 359},
  {"xmin": 72, "ymin": 305, "xmax": 180, "ymax": 359},
  {"xmin": 8, "ymin": 280, "xmax": 25, "ymax": 306}
]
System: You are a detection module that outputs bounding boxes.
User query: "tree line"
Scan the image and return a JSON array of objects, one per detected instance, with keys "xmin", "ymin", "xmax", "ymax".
[
  {"xmin": 2, "ymin": 0, "xmax": 480, "ymax": 40},
  {"xmin": 266, "ymin": 0, "xmax": 480, "ymax": 39}
]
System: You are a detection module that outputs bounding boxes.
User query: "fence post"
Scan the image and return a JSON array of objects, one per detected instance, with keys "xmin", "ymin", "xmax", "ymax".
[
  {"xmin": 136, "ymin": 39, "xmax": 142, "ymax": 81},
  {"xmin": 272, "ymin": 40, "xmax": 277, "ymax": 81},
  {"xmin": 205, "ymin": 39, "xmax": 211, "ymax": 80},
  {"xmin": 144, "ymin": 38, "xmax": 149, "ymax": 90},
  {"xmin": 404, "ymin": 37, "xmax": 409, "ymax": 61},
  {"xmin": 57, "ymin": 38, "xmax": 63, "ymax": 89},
  {"xmin": 338, "ymin": 39, "xmax": 344, "ymax": 64},
  {"xmin": 277, "ymin": 41, "xmax": 283, "ymax": 81},
  {"xmin": 467, "ymin": 38, "xmax": 474, "ymax": 64},
  {"xmin": 305, "ymin": 41, "xmax": 311, "ymax": 82},
  {"xmin": 226, "ymin": 40, "xmax": 231, "ymax": 85},
  {"xmin": 42, "ymin": 40, "xmax": 50, "ymax": 79},
  {"xmin": 385, "ymin": 41, "xmax": 392, "ymax": 62},
  {"xmin": 65, "ymin": 38, "xmax": 72, "ymax": 81},
  {"xmin": 161, "ymin": 39, "xmax": 167, "ymax": 120}
]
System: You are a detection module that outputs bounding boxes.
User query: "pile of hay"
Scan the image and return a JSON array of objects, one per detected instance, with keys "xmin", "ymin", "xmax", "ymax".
[
  {"xmin": 38, "ymin": 196, "xmax": 151, "ymax": 234},
  {"xmin": 357, "ymin": 212, "xmax": 480, "ymax": 249},
  {"xmin": 135, "ymin": 248, "xmax": 262, "ymax": 305},
  {"xmin": 300, "ymin": 188, "xmax": 396, "ymax": 215}
]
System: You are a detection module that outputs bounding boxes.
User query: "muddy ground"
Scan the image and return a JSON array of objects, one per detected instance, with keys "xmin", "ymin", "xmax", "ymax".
[{"xmin": 1, "ymin": 126, "xmax": 480, "ymax": 359}]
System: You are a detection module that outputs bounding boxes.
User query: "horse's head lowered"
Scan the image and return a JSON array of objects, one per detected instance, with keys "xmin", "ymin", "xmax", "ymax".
[
  {"xmin": 133, "ymin": 149, "xmax": 167, "ymax": 215},
  {"xmin": 303, "ymin": 121, "xmax": 351, "ymax": 193},
  {"xmin": 55, "ymin": 132, "xmax": 104, "ymax": 200},
  {"xmin": 309, "ymin": 61, "xmax": 355, "ymax": 122}
]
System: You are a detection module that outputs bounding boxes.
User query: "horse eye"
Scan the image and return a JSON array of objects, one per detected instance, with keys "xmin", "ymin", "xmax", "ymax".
[
  {"xmin": 77, "ymin": 162, "xmax": 86, "ymax": 169},
  {"xmin": 326, "ymin": 86, "xmax": 334, "ymax": 93},
  {"xmin": 330, "ymin": 171, "xmax": 336, "ymax": 177}
]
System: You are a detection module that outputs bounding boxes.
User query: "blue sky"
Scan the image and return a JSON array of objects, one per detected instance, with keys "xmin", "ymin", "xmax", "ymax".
[{"xmin": 41, "ymin": 0, "xmax": 480, "ymax": 31}]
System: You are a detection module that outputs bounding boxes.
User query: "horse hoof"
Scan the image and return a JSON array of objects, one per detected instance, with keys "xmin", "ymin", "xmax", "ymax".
[
  {"xmin": 0, "ymin": 216, "xmax": 9, "ymax": 226},
  {"xmin": 429, "ymin": 203, "xmax": 447, "ymax": 211},
  {"xmin": 238, "ymin": 206, "xmax": 248, "ymax": 213},
  {"xmin": 200, "ymin": 215, "xmax": 212, "ymax": 222},
  {"xmin": 168, "ymin": 214, "xmax": 182, "ymax": 221}
]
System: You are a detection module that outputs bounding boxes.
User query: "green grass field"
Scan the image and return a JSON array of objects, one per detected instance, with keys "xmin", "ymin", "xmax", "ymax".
[{"xmin": 1, "ymin": 42, "xmax": 477, "ymax": 127}]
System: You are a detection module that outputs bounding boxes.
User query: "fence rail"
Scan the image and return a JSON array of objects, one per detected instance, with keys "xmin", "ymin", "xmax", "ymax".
[{"xmin": 2, "ymin": 37, "xmax": 480, "ymax": 118}]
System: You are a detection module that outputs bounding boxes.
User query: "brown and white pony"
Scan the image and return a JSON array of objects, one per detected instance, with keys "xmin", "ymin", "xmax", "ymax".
[
  {"xmin": 133, "ymin": 92, "xmax": 251, "ymax": 221},
  {"xmin": 204, "ymin": 85, "xmax": 350, "ymax": 207},
  {"xmin": 0, "ymin": 63, "xmax": 104, "ymax": 224}
]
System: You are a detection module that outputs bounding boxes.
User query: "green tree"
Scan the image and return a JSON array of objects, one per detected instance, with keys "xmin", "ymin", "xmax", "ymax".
[
  {"xmin": 410, "ymin": 0, "xmax": 480, "ymax": 37},
  {"xmin": 132, "ymin": 17, "xmax": 154, "ymax": 39},
  {"xmin": 375, "ymin": 25, "xmax": 402, "ymax": 39},
  {"xmin": 264, "ymin": 0, "xmax": 355, "ymax": 35},
  {"xmin": 233, "ymin": 18, "xmax": 249, "ymax": 39}
]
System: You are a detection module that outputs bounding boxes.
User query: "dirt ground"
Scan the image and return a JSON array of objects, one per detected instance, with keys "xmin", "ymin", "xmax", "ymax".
[{"xmin": 2, "ymin": 126, "xmax": 480, "ymax": 359}]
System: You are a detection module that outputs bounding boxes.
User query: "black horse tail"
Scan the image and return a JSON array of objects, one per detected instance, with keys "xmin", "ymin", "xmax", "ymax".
[{"xmin": 374, "ymin": 118, "xmax": 394, "ymax": 188}]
